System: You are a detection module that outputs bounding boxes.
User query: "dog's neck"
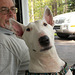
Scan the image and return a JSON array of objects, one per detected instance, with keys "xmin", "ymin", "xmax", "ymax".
[{"xmin": 29, "ymin": 46, "xmax": 65, "ymax": 73}]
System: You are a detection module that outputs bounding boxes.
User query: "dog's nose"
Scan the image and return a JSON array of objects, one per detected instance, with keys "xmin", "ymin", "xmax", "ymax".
[{"xmin": 39, "ymin": 35, "xmax": 50, "ymax": 47}]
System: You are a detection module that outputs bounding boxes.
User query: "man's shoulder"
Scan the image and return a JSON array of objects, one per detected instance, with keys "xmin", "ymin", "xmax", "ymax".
[
  {"xmin": 0, "ymin": 32, "xmax": 7, "ymax": 39},
  {"xmin": 0, "ymin": 32, "xmax": 9, "ymax": 44}
]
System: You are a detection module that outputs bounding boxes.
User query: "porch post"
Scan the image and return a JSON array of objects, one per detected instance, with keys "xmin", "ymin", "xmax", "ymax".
[{"xmin": 21, "ymin": 0, "xmax": 29, "ymax": 25}]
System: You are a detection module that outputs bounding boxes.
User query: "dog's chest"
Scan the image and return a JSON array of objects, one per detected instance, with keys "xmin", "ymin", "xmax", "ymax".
[{"xmin": 29, "ymin": 54, "xmax": 62, "ymax": 73}]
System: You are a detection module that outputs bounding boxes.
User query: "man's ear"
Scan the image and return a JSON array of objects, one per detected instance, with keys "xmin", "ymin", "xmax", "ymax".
[
  {"xmin": 43, "ymin": 6, "xmax": 54, "ymax": 26},
  {"xmin": 9, "ymin": 18, "xmax": 25, "ymax": 37}
]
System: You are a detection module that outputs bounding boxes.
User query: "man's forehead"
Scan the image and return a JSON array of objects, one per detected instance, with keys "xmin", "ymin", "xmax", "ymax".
[{"xmin": 0, "ymin": 0, "xmax": 14, "ymax": 8}]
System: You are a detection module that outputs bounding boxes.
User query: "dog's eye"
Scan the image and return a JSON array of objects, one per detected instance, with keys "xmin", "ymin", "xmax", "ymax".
[
  {"xmin": 43, "ymin": 23, "xmax": 47, "ymax": 26},
  {"xmin": 26, "ymin": 28, "xmax": 30, "ymax": 31}
]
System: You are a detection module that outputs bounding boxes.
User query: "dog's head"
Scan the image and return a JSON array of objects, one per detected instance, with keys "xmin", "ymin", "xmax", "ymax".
[{"xmin": 9, "ymin": 6, "xmax": 54, "ymax": 54}]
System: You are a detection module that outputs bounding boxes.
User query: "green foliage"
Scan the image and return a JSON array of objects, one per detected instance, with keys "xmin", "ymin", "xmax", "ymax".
[
  {"xmin": 28, "ymin": 0, "xmax": 54, "ymax": 22},
  {"xmin": 67, "ymin": 0, "xmax": 75, "ymax": 11},
  {"xmin": 28, "ymin": 0, "xmax": 69, "ymax": 22}
]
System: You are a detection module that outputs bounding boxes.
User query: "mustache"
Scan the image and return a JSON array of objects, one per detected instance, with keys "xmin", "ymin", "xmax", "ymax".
[{"xmin": 4, "ymin": 17, "xmax": 15, "ymax": 30}]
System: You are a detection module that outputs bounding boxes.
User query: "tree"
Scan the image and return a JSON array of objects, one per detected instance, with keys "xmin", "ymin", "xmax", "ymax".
[
  {"xmin": 51, "ymin": 0, "xmax": 57, "ymax": 16},
  {"xmin": 68, "ymin": 0, "xmax": 75, "ymax": 11},
  {"xmin": 28, "ymin": 0, "xmax": 69, "ymax": 22},
  {"xmin": 28, "ymin": 0, "xmax": 34, "ymax": 22}
]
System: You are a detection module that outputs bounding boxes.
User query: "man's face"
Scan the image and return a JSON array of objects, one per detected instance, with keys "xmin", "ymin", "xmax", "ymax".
[{"xmin": 0, "ymin": 0, "xmax": 17, "ymax": 28}]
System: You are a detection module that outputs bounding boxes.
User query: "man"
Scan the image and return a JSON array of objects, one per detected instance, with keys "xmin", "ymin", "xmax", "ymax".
[{"xmin": 0, "ymin": 0, "xmax": 30, "ymax": 75}]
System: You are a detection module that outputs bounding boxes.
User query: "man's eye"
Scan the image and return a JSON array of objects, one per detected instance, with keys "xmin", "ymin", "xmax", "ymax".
[
  {"xmin": 26, "ymin": 28, "xmax": 31, "ymax": 31},
  {"xmin": 11, "ymin": 8, "xmax": 16, "ymax": 10},
  {"xmin": 11, "ymin": 7, "xmax": 18, "ymax": 13},
  {"xmin": 1, "ymin": 7, "xmax": 8, "ymax": 11},
  {"xmin": 1, "ymin": 9, "xmax": 6, "ymax": 11}
]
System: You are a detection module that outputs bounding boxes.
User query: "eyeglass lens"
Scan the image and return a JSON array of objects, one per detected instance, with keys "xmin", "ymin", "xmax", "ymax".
[{"xmin": 0, "ymin": 6, "xmax": 18, "ymax": 15}]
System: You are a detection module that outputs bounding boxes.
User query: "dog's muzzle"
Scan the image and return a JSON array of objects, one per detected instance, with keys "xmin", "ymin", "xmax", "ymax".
[
  {"xmin": 33, "ymin": 35, "xmax": 51, "ymax": 52},
  {"xmin": 38, "ymin": 35, "xmax": 50, "ymax": 47}
]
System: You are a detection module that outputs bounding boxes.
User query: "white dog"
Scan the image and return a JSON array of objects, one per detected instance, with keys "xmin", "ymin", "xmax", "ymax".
[{"xmin": 9, "ymin": 6, "xmax": 72, "ymax": 75}]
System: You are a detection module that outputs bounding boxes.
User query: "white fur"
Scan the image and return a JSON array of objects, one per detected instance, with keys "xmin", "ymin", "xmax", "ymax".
[
  {"xmin": 22, "ymin": 20, "xmax": 72, "ymax": 75},
  {"xmin": 9, "ymin": 6, "xmax": 72, "ymax": 75}
]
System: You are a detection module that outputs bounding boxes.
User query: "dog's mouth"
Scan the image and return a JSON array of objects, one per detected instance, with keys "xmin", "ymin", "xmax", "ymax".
[
  {"xmin": 33, "ymin": 46, "xmax": 52, "ymax": 52},
  {"xmin": 40, "ymin": 46, "xmax": 52, "ymax": 52}
]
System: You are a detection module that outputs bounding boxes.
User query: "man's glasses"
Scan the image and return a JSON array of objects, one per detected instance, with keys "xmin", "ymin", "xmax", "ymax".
[{"xmin": 0, "ymin": 6, "xmax": 18, "ymax": 15}]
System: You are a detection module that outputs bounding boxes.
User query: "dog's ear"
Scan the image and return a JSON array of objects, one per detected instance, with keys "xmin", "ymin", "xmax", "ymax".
[
  {"xmin": 9, "ymin": 18, "xmax": 25, "ymax": 37},
  {"xmin": 43, "ymin": 6, "xmax": 54, "ymax": 26}
]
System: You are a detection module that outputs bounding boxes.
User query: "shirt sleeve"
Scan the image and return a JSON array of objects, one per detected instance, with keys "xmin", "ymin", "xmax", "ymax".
[
  {"xmin": 17, "ymin": 41, "xmax": 30, "ymax": 75},
  {"xmin": 0, "ymin": 43, "xmax": 8, "ymax": 72}
]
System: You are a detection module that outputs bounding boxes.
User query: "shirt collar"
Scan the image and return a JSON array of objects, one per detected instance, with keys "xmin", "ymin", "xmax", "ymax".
[{"xmin": 0, "ymin": 27, "xmax": 14, "ymax": 35}]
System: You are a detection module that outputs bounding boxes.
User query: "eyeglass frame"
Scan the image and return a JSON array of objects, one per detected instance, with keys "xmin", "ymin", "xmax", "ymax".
[{"xmin": 0, "ymin": 6, "xmax": 18, "ymax": 15}]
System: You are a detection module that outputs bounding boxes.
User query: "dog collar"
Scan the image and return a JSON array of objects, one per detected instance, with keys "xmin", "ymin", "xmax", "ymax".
[
  {"xmin": 58, "ymin": 62, "xmax": 69, "ymax": 75},
  {"xmin": 25, "ymin": 62, "xmax": 69, "ymax": 75}
]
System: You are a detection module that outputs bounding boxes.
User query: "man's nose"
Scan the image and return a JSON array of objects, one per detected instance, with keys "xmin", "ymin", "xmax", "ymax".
[
  {"xmin": 7, "ymin": 10, "xmax": 14, "ymax": 17},
  {"xmin": 8, "ymin": 9, "xmax": 13, "ymax": 14}
]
